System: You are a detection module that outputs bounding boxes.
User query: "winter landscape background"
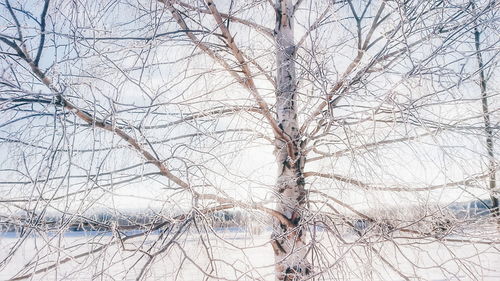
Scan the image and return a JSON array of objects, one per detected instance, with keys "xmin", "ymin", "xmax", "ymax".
[{"xmin": 1, "ymin": 0, "xmax": 500, "ymax": 280}]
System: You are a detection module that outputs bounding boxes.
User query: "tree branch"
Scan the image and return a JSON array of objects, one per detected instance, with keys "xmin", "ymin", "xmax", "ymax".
[
  {"xmin": 160, "ymin": 0, "xmax": 294, "ymax": 157},
  {"xmin": 34, "ymin": 0, "xmax": 50, "ymax": 66},
  {"xmin": 304, "ymin": 171, "xmax": 497, "ymax": 192},
  {"xmin": 173, "ymin": 0, "xmax": 274, "ymax": 38}
]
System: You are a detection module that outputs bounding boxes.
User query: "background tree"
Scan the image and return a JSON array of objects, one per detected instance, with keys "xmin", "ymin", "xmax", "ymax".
[
  {"xmin": 471, "ymin": 0, "xmax": 499, "ymax": 218},
  {"xmin": 1, "ymin": 0, "xmax": 499, "ymax": 280}
]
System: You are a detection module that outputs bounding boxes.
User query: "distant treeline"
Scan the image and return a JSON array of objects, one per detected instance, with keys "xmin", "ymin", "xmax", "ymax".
[
  {"xmin": 0, "ymin": 210, "xmax": 261, "ymax": 233},
  {"xmin": 0, "ymin": 199, "xmax": 494, "ymax": 233}
]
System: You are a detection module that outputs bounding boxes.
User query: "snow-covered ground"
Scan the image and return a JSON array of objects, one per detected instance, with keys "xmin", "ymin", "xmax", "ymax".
[{"xmin": 1, "ymin": 226, "xmax": 499, "ymax": 281}]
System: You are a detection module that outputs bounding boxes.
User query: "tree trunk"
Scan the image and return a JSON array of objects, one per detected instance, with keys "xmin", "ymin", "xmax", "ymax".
[
  {"xmin": 271, "ymin": 1, "xmax": 311, "ymax": 280},
  {"xmin": 473, "ymin": 24, "xmax": 499, "ymax": 218}
]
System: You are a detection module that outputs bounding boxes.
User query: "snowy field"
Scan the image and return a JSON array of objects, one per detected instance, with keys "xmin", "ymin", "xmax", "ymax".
[{"xmin": 1, "ymin": 225, "xmax": 499, "ymax": 281}]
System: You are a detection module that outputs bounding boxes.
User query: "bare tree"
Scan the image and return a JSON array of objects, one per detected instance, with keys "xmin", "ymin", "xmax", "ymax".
[
  {"xmin": 471, "ymin": 0, "xmax": 499, "ymax": 218},
  {"xmin": 1, "ymin": 0, "xmax": 499, "ymax": 280}
]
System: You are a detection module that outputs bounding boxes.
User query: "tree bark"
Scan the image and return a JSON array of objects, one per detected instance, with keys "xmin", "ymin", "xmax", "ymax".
[
  {"xmin": 473, "ymin": 24, "xmax": 499, "ymax": 218},
  {"xmin": 271, "ymin": 1, "xmax": 311, "ymax": 280}
]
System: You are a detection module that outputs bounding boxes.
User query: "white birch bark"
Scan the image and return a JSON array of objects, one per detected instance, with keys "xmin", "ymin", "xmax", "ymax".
[{"xmin": 271, "ymin": 1, "xmax": 311, "ymax": 280}]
